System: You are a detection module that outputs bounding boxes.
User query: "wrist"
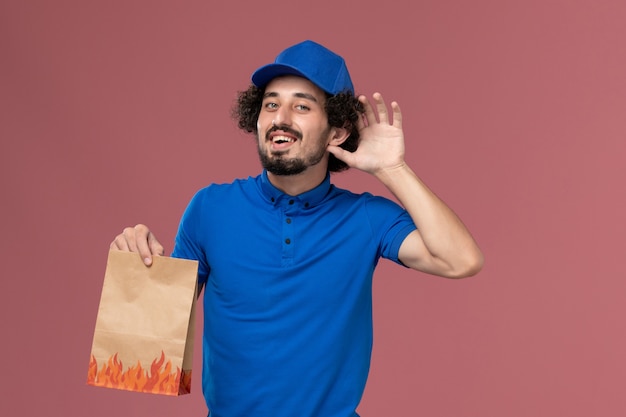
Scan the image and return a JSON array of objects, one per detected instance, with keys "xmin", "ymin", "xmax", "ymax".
[{"xmin": 373, "ymin": 161, "xmax": 411, "ymax": 182}]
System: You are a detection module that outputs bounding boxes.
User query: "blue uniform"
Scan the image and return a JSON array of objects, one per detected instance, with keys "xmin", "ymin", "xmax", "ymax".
[{"xmin": 172, "ymin": 171, "xmax": 416, "ymax": 417}]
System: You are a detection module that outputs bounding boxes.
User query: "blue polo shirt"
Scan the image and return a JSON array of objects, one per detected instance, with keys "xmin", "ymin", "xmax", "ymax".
[{"xmin": 172, "ymin": 171, "xmax": 416, "ymax": 417}]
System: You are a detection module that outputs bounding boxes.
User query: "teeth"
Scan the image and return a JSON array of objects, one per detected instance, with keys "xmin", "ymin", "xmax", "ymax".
[{"xmin": 272, "ymin": 136, "xmax": 295, "ymax": 144}]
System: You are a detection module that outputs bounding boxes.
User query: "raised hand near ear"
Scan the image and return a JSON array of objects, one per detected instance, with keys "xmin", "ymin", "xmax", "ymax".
[{"xmin": 327, "ymin": 93, "xmax": 406, "ymax": 176}]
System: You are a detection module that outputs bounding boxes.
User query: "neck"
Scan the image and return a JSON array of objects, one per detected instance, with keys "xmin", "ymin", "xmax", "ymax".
[{"xmin": 267, "ymin": 165, "xmax": 328, "ymax": 196}]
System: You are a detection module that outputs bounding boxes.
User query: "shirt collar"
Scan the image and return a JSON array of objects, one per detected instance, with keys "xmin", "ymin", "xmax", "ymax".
[{"xmin": 258, "ymin": 170, "xmax": 332, "ymax": 208}]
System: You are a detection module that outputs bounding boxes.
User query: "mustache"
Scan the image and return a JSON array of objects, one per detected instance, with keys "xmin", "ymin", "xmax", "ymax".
[{"xmin": 266, "ymin": 125, "xmax": 302, "ymax": 141}]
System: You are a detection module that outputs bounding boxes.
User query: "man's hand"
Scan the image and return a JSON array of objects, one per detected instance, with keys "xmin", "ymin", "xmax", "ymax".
[
  {"xmin": 327, "ymin": 93, "xmax": 406, "ymax": 176},
  {"xmin": 110, "ymin": 224, "xmax": 164, "ymax": 266}
]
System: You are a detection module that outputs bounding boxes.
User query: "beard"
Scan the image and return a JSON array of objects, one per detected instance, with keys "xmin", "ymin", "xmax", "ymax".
[
  {"xmin": 258, "ymin": 125, "xmax": 329, "ymax": 176},
  {"xmin": 258, "ymin": 145, "xmax": 327, "ymax": 176}
]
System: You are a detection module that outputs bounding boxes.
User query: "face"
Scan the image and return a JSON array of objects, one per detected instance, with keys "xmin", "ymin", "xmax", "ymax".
[{"xmin": 256, "ymin": 76, "xmax": 336, "ymax": 176}]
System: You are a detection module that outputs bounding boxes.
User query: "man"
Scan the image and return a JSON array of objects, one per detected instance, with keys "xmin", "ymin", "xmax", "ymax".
[{"xmin": 111, "ymin": 40, "xmax": 483, "ymax": 417}]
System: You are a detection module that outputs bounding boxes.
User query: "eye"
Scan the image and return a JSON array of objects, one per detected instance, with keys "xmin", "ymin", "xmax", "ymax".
[
  {"xmin": 295, "ymin": 104, "xmax": 310, "ymax": 111},
  {"xmin": 263, "ymin": 101, "xmax": 279, "ymax": 111}
]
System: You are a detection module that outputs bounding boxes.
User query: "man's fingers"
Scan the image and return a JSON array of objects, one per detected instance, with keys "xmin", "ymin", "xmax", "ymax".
[
  {"xmin": 373, "ymin": 93, "xmax": 390, "ymax": 125},
  {"xmin": 148, "ymin": 231, "xmax": 165, "ymax": 257},
  {"xmin": 327, "ymin": 145, "xmax": 354, "ymax": 166},
  {"xmin": 110, "ymin": 235, "xmax": 129, "ymax": 251},
  {"xmin": 110, "ymin": 224, "xmax": 160, "ymax": 266},
  {"xmin": 131, "ymin": 224, "xmax": 154, "ymax": 265},
  {"xmin": 359, "ymin": 95, "xmax": 377, "ymax": 126},
  {"xmin": 391, "ymin": 101, "xmax": 403, "ymax": 129},
  {"xmin": 121, "ymin": 226, "xmax": 140, "ymax": 252},
  {"xmin": 360, "ymin": 93, "xmax": 398, "ymax": 126}
]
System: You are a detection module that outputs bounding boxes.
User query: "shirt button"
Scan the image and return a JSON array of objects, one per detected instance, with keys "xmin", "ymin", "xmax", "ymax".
[
  {"xmin": 286, "ymin": 218, "xmax": 292, "ymax": 224},
  {"xmin": 289, "ymin": 199, "xmax": 294, "ymax": 205},
  {"xmin": 285, "ymin": 238, "xmax": 291, "ymax": 244},
  {"xmin": 304, "ymin": 202, "xmax": 310, "ymax": 208}
]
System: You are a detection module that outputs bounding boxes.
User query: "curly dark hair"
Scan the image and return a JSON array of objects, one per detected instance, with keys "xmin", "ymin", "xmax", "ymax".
[{"xmin": 232, "ymin": 84, "xmax": 363, "ymax": 172}]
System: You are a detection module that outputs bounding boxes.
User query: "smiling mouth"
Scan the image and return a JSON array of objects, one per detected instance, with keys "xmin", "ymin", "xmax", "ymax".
[
  {"xmin": 266, "ymin": 125, "xmax": 302, "ymax": 143},
  {"xmin": 272, "ymin": 135, "xmax": 296, "ymax": 144}
]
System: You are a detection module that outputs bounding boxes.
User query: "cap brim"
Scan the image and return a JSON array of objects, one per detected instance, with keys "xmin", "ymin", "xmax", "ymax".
[{"xmin": 252, "ymin": 64, "xmax": 314, "ymax": 90}]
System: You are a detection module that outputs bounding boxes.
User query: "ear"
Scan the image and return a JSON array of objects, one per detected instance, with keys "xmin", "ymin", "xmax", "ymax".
[{"xmin": 328, "ymin": 126, "xmax": 350, "ymax": 147}]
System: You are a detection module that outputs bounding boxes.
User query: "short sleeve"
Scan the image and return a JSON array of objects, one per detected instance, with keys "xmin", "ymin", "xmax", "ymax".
[
  {"xmin": 364, "ymin": 195, "xmax": 417, "ymax": 266},
  {"xmin": 171, "ymin": 189, "xmax": 211, "ymax": 285}
]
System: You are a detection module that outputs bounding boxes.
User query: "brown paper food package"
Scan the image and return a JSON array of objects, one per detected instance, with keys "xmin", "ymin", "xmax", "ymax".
[{"xmin": 87, "ymin": 250, "xmax": 199, "ymax": 396}]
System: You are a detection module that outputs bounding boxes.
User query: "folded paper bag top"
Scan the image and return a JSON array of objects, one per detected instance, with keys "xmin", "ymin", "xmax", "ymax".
[{"xmin": 87, "ymin": 250, "xmax": 199, "ymax": 396}]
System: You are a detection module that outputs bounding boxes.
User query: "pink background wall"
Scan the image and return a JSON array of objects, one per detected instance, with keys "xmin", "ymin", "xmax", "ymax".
[{"xmin": 2, "ymin": 0, "xmax": 625, "ymax": 415}]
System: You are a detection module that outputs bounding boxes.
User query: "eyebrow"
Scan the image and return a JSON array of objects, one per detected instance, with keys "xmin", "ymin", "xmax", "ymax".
[{"xmin": 263, "ymin": 91, "xmax": 319, "ymax": 103}]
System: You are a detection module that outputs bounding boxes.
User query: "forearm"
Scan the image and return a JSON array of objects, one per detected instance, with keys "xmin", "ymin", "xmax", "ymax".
[{"xmin": 375, "ymin": 163, "xmax": 484, "ymax": 277}]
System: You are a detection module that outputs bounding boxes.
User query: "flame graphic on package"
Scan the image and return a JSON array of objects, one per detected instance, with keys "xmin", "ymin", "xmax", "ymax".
[{"xmin": 87, "ymin": 351, "xmax": 191, "ymax": 395}]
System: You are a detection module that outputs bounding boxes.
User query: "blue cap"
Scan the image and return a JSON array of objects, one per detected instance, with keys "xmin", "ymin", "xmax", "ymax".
[{"xmin": 251, "ymin": 40, "xmax": 354, "ymax": 95}]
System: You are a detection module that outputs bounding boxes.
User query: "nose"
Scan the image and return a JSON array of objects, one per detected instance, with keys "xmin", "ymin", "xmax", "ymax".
[{"xmin": 272, "ymin": 106, "xmax": 292, "ymax": 127}]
